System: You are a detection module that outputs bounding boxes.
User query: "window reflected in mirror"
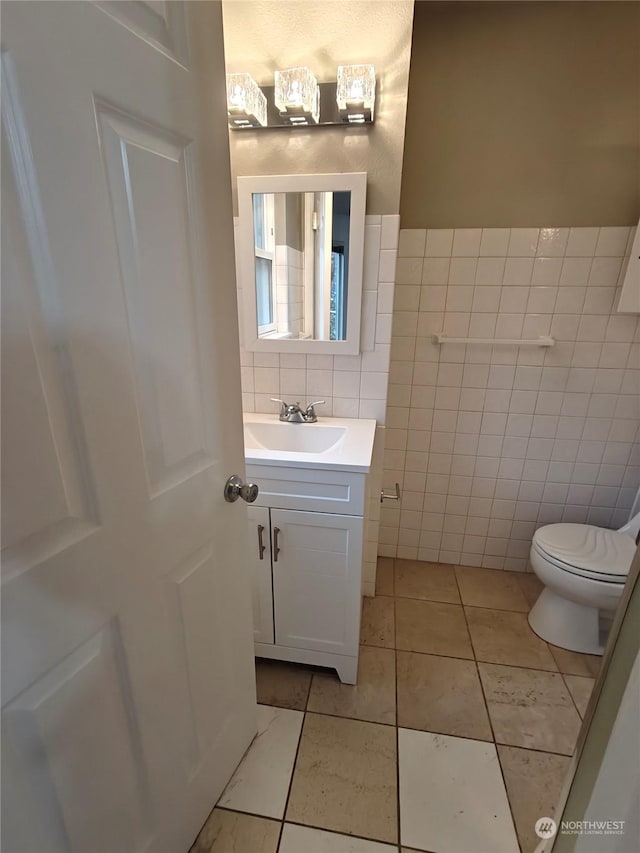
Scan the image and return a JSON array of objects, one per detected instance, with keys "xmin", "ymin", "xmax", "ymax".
[{"xmin": 251, "ymin": 191, "xmax": 351, "ymax": 341}]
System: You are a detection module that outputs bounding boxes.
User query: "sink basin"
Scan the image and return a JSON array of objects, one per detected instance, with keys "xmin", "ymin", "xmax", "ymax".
[
  {"xmin": 244, "ymin": 420, "xmax": 347, "ymax": 453},
  {"xmin": 242, "ymin": 413, "xmax": 377, "ymax": 472}
]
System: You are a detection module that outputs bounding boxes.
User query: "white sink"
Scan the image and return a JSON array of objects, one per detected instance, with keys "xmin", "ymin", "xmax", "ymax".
[
  {"xmin": 242, "ymin": 413, "xmax": 377, "ymax": 472},
  {"xmin": 244, "ymin": 420, "xmax": 347, "ymax": 453}
]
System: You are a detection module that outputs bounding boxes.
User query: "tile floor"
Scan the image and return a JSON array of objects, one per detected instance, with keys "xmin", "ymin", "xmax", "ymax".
[{"xmin": 191, "ymin": 559, "xmax": 601, "ymax": 853}]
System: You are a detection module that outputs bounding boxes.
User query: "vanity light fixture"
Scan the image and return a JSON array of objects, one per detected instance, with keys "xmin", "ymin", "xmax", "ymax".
[
  {"xmin": 274, "ymin": 66, "xmax": 320, "ymax": 125},
  {"xmin": 227, "ymin": 65, "xmax": 377, "ymax": 130},
  {"xmin": 226, "ymin": 72, "xmax": 267, "ymax": 128},
  {"xmin": 336, "ymin": 64, "xmax": 376, "ymax": 123}
]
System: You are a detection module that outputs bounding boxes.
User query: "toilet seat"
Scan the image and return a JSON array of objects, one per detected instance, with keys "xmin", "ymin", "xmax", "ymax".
[
  {"xmin": 532, "ymin": 542, "xmax": 628, "ymax": 584},
  {"xmin": 532, "ymin": 523, "xmax": 634, "ymax": 584}
]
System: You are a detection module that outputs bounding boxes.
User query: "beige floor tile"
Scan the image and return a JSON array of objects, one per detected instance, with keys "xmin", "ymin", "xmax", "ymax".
[
  {"xmin": 455, "ymin": 566, "xmax": 529, "ymax": 612},
  {"xmin": 360, "ymin": 595, "xmax": 395, "ymax": 648},
  {"xmin": 498, "ymin": 746, "xmax": 570, "ymax": 853},
  {"xmin": 397, "ymin": 651, "xmax": 492, "ymax": 741},
  {"xmin": 375, "ymin": 558, "xmax": 395, "ymax": 596},
  {"xmin": 564, "ymin": 675, "xmax": 595, "ymax": 718},
  {"xmin": 549, "ymin": 644, "xmax": 602, "ymax": 677},
  {"xmin": 286, "ymin": 713, "xmax": 398, "ymax": 844},
  {"xmin": 255, "ymin": 658, "xmax": 312, "ymax": 710},
  {"xmin": 307, "ymin": 646, "xmax": 396, "ymax": 725},
  {"xmin": 396, "ymin": 598, "xmax": 473, "ymax": 658},
  {"xmin": 517, "ymin": 572, "xmax": 544, "ymax": 608},
  {"xmin": 466, "ymin": 607, "xmax": 558, "ymax": 670},
  {"xmin": 480, "ymin": 663, "xmax": 582, "ymax": 755},
  {"xmin": 189, "ymin": 808, "xmax": 280, "ymax": 853},
  {"xmin": 280, "ymin": 824, "xmax": 398, "ymax": 853},
  {"xmin": 395, "ymin": 559, "xmax": 460, "ymax": 604}
]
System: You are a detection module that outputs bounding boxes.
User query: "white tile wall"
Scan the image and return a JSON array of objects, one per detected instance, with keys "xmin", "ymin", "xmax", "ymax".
[
  {"xmin": 380, "ymin": 226, "xmax": 640, "ymax": 570},
  {"xmin": 275, "ymin": 246, "xmax": 304, "ymax": 337},
  {"xmin": 236, "ymin": 214, "xmax": 400, "ymax": 594}
]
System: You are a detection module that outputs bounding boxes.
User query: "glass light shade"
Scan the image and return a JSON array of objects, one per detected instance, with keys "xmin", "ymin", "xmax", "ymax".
[
  {"xmin": 274, "ymin": 67, "xmax": 319, "ymax": 125},
  {"xmin": 226, "ymin": 73, "xmax": 267, "ymax": 128},
  {"xmin": 336, "ymin": 64, "xmax": 376, "ymax": 123}
]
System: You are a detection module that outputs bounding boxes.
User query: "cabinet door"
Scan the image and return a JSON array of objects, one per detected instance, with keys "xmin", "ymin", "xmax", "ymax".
[
  {"xmin": 247, "ymin": 506, "xmax": 274, "ymax": 644},
  {"xmin": 271, "ymin": 509, "xmax": 363, "ymax": 656}
]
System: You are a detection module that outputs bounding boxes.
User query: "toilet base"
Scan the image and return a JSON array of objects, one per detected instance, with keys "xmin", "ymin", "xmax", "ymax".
[{"xmin": 528, "ymin": 587, "xmax": 604, "ymax": 655}]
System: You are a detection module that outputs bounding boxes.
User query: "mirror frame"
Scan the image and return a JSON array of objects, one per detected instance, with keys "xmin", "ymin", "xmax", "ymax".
[{"xmin": 237, "ymin": 172, "xmax": 367, "ymax": 354}]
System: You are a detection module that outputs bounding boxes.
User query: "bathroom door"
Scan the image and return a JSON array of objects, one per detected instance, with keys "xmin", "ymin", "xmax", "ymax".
[{"xmin": 1, "ymin": 3, "xmax": 257, "ymax": 852}]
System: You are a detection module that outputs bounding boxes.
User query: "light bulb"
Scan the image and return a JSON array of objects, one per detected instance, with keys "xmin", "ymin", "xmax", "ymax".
[
  {"xmin": 226, "ymin": 73, "xmax": 267, "ymax": 128},
  {"xmin": 336, "ymin": 64, "xmax": 376, "ymax": 123}
]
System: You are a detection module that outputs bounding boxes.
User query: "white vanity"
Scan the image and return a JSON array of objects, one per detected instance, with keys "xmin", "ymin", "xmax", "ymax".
[
  {"xmin": 236, "ymin": 171, "xmax": 377, "ymax": 684},
  {"xmin": 243, "ymin": 413, "xmax": 376, "ymax": 684}
]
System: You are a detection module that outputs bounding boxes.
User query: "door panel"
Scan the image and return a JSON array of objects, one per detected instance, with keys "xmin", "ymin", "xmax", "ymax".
[
  {"xmin": 248, "ymin": 506, "xmax": 274, "ymax": 644},
  {"xmin": 1, "ymin": 66, "xmax": 99, "ymax": 579},
  {"xmin": 271, "ymin": 509, "xmax": 362, "ymax": 655},
  {"xmin": 1, "ymin": 3, "xmax": 256, "ymax": 852},
  {"xmin": 96, "ymin": 0, "xmax": 189, "ymax": 68},
  {"xmin": 97, "ymin": 102, "xmax": 212, "ymax": 495},
  {"xmin": 3, "ymin": 624, "xmax": 151, "ymax": 853}
]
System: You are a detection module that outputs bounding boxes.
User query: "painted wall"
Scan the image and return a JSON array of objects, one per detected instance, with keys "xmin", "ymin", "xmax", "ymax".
[
  {"xmin": 221, "ymin": 0, "xmax": 414, "ymax": 214},
  {"xmin": 401, "ymin": 1, "xmax": 640, "ymax": 228}
]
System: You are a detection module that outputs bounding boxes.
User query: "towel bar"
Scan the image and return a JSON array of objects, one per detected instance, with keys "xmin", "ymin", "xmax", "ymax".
[{"xmin": 433, "ymin": 334, "xmax": 554, "ymax": 347}]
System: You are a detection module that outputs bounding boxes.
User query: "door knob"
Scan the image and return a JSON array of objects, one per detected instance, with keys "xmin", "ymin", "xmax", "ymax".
[{"xmin": 224, "ymin": 474, "xmax": 259, "ymax": 503}]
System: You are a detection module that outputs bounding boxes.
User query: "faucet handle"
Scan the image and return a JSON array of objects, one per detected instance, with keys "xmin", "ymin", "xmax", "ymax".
[
  {"xmin": 270, "ymin": 397, "xmax": 289, "ymax": 416},
  {"xmin": 304, "ymin": 400, "xmax": 325, "ymax": 421}
]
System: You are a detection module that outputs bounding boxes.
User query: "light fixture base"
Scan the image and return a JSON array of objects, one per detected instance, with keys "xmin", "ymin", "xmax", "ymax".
[{"xmin": 230, "ymin": 82, "xmax": 375, "ymax": 130}]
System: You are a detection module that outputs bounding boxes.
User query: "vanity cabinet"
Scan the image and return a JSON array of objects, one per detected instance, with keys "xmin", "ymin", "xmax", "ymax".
[{"xmin": 245, "ymin": 463, "xmax": 366, "ymax": 684}]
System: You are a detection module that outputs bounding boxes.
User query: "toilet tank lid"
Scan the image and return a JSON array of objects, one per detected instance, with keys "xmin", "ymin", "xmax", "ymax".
[{"xmin": 534, "ymin": 524, "xmax": 636, "ymax": 578}]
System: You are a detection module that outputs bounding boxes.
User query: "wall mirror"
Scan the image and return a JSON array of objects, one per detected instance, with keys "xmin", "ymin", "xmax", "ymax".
[{"xmin": 237, "ymin": 172, "xmax": 366, "ymax": 354}]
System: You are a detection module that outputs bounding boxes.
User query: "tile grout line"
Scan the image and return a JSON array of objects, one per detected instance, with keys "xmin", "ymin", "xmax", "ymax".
[
  {"xmin": 302, "ymin": 706, "xmax": 395, "ymax": 728},
  {"xmin": 393, "ymin": 560, "xmax": 402, "ymax": 852},
  {"xmin": 400, "ymin": 595, "xmax": 530, "ymax": 614},
  {"xmin": 363, "ymin": 639, "xmax": 564, "ymax": 675},
  {"xmin": 559, "ymin": 670, "xmax": 590, "ymax": 721},
  {"xmin": 216, "ymin": 804, "xmax": 281, "ymax": 824},
  {"xmin": 454, "ymin": 564, "xmax": 525, "ymax": 853},
  {"xmin": 299, "ymin": 707, "xmax": 576, "ymax": 758},
  {"xmin": 281, "ymin": 817, "xmax": 403, "ymax": 850},
  {"xmin": 274, "ymin": 703, "xmax": 306, "ymax": 853},
  {"xmin": 216, "ymin": 806, "xmax": 405, "ymax": 851}
]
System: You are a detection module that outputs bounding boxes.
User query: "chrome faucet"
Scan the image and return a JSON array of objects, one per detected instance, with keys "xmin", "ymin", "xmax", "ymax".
[{"xmin": 271, "ymin": 398, "xmax": 325, "ymax": 423}]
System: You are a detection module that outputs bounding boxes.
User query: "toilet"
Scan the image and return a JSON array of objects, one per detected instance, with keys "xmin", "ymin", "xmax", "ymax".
[{"xmin": 528, "ymin": 511, "xmax": 639, "ymax": 655}]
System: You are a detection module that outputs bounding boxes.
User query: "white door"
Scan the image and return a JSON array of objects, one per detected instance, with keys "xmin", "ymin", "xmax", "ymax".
[
  {"xmin": 1, "ymin": 3, "xmax": 257, "ymax": 852},
  {"xmin": 271, "ymin": 509, "xmax": 363, "ymax": 655},
  {"xmin": 247, "ymin": 506, "xmax": 274, "ymax": 644}
]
